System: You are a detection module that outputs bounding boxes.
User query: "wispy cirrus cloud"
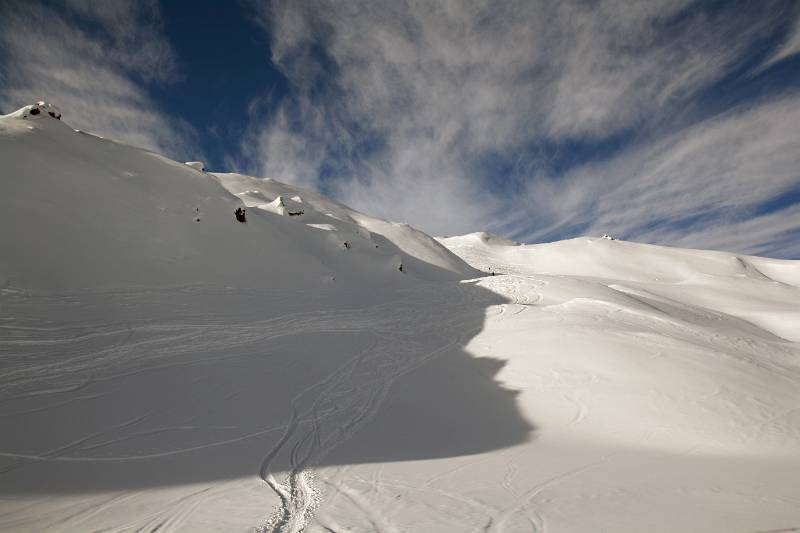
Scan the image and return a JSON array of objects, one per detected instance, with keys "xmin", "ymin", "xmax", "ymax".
[
  {"xmin": 0, "ymin": 0, "xmax": 196, "ymax": 158},
  {"xmin": 667, "ymin": 204, "xmax": 800, "ymax": 259},
  {"xmin": 509, "ymin": 95, "xmax": 800, "ymax": 255},
  {"xmin": 761, "ymin": 13, "xmax": 800, "ymax": 69},
  {"xmin": 246, "ymin": 0, "xmax": 800, "ymax": 257},
  {"xmin": 4, "ymin": 1, "xmax": 796, "ymax": 258}
]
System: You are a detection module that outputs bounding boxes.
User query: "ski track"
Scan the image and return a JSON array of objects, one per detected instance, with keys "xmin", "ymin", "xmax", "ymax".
[
  {"xmin": 5, "ymin": 256, "xmax": 798, "ymax": 530},
  {"xmin": 319, "ymin": 477, "xmax": 400, "ymax": 533},
  {"xmin": 255, "ymin": 282, "xmax": 494, "ymax": 532},
  {"xmin": 363, "ymin": 475, "xmax": 500, "ymax": 526},
  {"xmin": 0, "ymin": 282, "xmax": 499, "ymax": 532},
  {"xmin": 488, "ymin": 453, "xmax": 618, "ymax": 533}
]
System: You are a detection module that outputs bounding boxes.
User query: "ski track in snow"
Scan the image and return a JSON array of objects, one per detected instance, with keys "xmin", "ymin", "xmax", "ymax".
[
  {"xmin": 2, "ymin": 258, "xmax": 799, "ymax": 531},
  {"xmin": 0, "ymin": 282, "xmax": 497, "ymax": 532},
  {"xmin": 329, "ymin": 272, "xmax": 794, "ymax": 532},
  {"xmin": 253, "ymin": 283, "xmax": 495, "ymax": 532},
  {"xmin": 7, "ymin": 111, "xmax": 798, "ymax": 532}
]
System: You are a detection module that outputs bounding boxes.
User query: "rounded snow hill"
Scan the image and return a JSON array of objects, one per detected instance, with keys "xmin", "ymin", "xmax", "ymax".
[
  {"xmin": 0, "ymin": 104, "xmax": 476, "ymax": 290},
  {"xmin": 439, "ymin": 231, "xmax": 520, "ymax": 247},
  {"xmin": 440, "ymin": 233, "xmax": 800, "ymax": 341},
  {"xmin": 441, "ymin": 234, "xmax": 797, "ymax": 283}
]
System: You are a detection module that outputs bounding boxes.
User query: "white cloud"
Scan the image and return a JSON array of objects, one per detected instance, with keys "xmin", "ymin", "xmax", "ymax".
[
  {"xmin": 510, "ymin": 95, "xmax": 800, "ymax": 257},
  {"xmin": 245, "ymin": 95, "xmax": 329, "ymax": 190},
  {"xmin": 245, "ymin": 0, "xmax": 799, "ymax": 254},
  {"xmin": 660, "ymin": 204, "xmax": 800, "ymax": 259},
  {"xmin": 0, "ymin": 1, "xmax": 196, "ymax": 158},
  {"xmin": 761, "ymin": 14, "xmax": 800, "ymax": 69},
  {"xmin": 8, "ymin": 1, "xmax": 790, "ymax": 256}
]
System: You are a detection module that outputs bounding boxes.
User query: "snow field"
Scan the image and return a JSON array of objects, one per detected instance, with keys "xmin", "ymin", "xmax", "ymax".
[{"xmin": 1, "ymin": 106, "xmax": 799, "ymax": 532}]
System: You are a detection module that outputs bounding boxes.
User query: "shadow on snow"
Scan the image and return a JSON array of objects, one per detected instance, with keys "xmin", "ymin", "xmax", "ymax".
[{"xmin": 0, "ymin": 278, "xmax": 534, "ymax": 493}]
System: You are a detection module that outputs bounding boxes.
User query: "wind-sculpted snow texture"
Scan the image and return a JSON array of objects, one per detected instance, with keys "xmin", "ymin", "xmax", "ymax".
[{"xmin": 1, "ymin": 107, "xmax": 800, "ymax": 532}]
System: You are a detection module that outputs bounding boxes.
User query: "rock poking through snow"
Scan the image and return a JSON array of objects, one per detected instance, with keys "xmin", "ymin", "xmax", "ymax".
[{"xmin": 4, "ymin": 101, "xmax": 62, "ymax": 120}]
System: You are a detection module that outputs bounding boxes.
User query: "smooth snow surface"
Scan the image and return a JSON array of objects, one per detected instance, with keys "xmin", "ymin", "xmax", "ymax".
[{"xmin": 1, "ymin": 106, "xmax": 799, "ymax": 533}]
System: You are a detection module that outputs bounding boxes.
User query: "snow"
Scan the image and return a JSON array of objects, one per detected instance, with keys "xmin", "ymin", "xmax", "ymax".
[
  {"xmin": 218, "ymin": 172, "xmax": 478, "ymax": 280},
  {"xmin": 185, "ymin": 161, "xmax": 205, "ymax": 172},
  {"xmin": 3, "ymin": 100, "xmax": 62, "ymax": 120},
  {"xmin": 439, "ymin": 234, "xmax": 800, "ymax": 341},
  {"xmin": 1, "ymin": 104, "xmax": 799, "ymax": 533}
]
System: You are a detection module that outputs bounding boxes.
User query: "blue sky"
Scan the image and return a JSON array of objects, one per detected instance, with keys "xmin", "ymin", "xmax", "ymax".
[{"xmin": 2, "ymin": 0, "xmax": 800, "ymax": 258}]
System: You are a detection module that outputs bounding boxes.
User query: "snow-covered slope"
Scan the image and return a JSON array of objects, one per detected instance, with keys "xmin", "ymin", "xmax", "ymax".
[
  {"xmin": 440, "ymin": 233, "xmax": 800, "ymax": 341},
  {"xmin": 0, "ymin": 104, "xmax": 485, "ymax": 532},
  {"xmin": 0, "ymin": 106, "xmax": 474, "ymax": 290},
  {"xmin": 1, "ymin": 105, "xmax": 799, "ymax": 533},
  {"xmin": 309, "ymin": 240, "xmax": 800, "ymax": 533},
  {"xmin": 214, "ymin": 172, "xmax": 478, "ymax": 280}
]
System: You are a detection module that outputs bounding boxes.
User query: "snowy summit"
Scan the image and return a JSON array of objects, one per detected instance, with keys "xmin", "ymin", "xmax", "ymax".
[
  {"xmin": 1, "ymin": 103, "xmax": 799, "ymax": 533},
  {"xmin": 6, "ymin": 100, "xmax": 62, "ymax": 120}
]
